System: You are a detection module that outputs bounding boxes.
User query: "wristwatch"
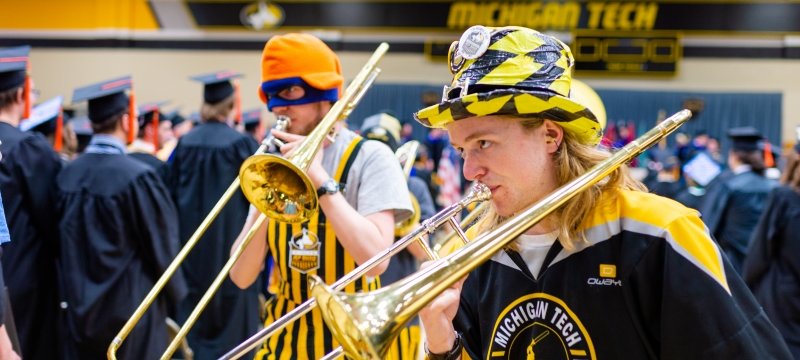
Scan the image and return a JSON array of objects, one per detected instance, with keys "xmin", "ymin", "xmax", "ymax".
[
  {"xmin": 426, "ymin": 331, "xmax": 463, "ymax": 360},
  {"xmin": 316, "ymin": 179, "xmax": 340, "ymax": 198}
]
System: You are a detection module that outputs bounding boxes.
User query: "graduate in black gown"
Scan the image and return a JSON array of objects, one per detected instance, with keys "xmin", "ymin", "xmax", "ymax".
[
  {"xmin": 19, "ymin": 95, "xmax": 75, "ymax": 162},
  {"xmin": 743, "ymin": 144, "xmax": 800, "ymax": 358},
  {"xmin": 674, "ymin": 151, "xmax": 722, "ymax": 210},
  {"xmin": 699, "ymin": 126, "xmax": 777, "ymax": 273},
  {"xmin": 57, "ymin": 76, "xmax": 187, "ymax": 359},
  {"xmin": 0, "ymin": 45, "xmax": 61, "ymax": 360},
  {"xmin": 167, "ymin": 71, "xmax": 259, "ymax": 359},
  {"xmin": 129, "ymin": 101, "xmax": 169, "ymax": 181}
]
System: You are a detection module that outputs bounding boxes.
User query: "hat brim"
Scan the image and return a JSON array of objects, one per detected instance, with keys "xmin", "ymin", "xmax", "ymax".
[{"xmin": 414, "ymin": 88, "xmax": 602, "ymax": 145}]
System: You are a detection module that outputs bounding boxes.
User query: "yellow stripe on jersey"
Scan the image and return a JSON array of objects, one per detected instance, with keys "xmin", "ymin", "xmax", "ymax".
[
  {"xmin": 584, "ymin": 189, "xmax": 730, "ymax": 294},
  {"xmin": 324, "ymin": 221, "xmax": 337, "ymax": 285},
  {"xmin": 664, "ymin": 214, "xmax": 730, "ymax": 294},
  {"xmin": 279, "ymin": 300, "xmax": 296, "ymax": 360},
  {"xmin": 335, "ymin": 137, "xmax": 362, "ymax": 294}
]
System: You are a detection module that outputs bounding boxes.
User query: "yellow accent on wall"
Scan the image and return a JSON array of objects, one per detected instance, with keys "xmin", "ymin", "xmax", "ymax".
[{"xmin": 0, "ymin": 0, "xmax": 158, "ymax": 30}]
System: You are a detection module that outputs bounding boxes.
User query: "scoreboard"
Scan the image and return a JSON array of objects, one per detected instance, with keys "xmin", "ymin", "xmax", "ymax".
[{"xmin": 573, "ymin": 32, "xmax": 681, "ymax": 76}]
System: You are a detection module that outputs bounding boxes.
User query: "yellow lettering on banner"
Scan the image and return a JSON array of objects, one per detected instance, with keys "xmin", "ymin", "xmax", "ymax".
[
  {"xmin": 526, "ymin": 3, "xmax": 543, "ymax": 29},
  {"xmin": 560, "ymin": 2, "xmax": 582, "ymax": 30},
  {"xmin": 480, "ymin": 3, "xmax": 497, "ymax": 26},
  {"xmin": 542, "ymin": 2, "xmax": 563, "ymax": 29},
  {"xmin": 448, "ymin": 1, "xmax": 581, "ymax": 30},
  {"xmin": 602, "ymin": 3, "xmax": 620, "ymax": 29},
  {"xmin": 586, "ymin": 2, "xmax": 605, "ymax": 29},
  {"xmin": 447, "ymin": 2, "xmax": 476, "ymax": 29},
  {"xmin": 635, "ymin": 3, "xmax": 659, "ymax": 30},
  {"xmin": 584, "ymin": 2, "xmax": 659, "ymax": 30},
  {"xmin": 618, "ymin": 2, "xmax": 637, "ymax": 30},
  {"xmin": 499, "ymin": 3, "xmax": 514, "ymax": 27}
]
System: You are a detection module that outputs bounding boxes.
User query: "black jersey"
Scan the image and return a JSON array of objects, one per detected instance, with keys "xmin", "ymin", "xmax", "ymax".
[{"xmin": 455, "ymin": 190, "xmax": 791, "ymax": 360}]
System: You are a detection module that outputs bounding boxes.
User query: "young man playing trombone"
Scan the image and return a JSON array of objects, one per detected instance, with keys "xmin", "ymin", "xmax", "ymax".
[
  {"xmin": 415, "ymin": 26, "xmax": 791, "ymax": 359},
  {"xmin": 230, "ymin": 33, "xmax": 412, "ymax": 359}
]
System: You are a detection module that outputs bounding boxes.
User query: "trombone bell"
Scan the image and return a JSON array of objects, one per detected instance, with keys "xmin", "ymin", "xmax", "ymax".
[
  {"xmin": 309, "ymin": 275, "xmax": 398, "ymax": 360},
  {"xmin": 239, "ymin": 154, "xmax": 318, "ymax": 223}
]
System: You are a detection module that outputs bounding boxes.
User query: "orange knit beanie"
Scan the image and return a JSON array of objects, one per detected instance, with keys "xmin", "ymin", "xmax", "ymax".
[{"xmin": 258, "ymin": 33, "xmax": 343, "ymax": 103}]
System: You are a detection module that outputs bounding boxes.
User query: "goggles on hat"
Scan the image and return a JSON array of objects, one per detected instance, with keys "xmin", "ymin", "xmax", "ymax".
[{"xmin": 261, "ymin": 77, "xmax": 338, "ymax": 111}]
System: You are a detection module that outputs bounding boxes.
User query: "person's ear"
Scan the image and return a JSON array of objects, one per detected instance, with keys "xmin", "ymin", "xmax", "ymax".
[
  {"xmin": 15, "ymin": 87, "xmax": 24, "ymax": 104},
  {"xmin": 543, "ymin": 120, "xmax": 564, "ymax": 152},
  {"xmin": 120, "ymin": 113, "xmax": 130, "ymax": 132}
]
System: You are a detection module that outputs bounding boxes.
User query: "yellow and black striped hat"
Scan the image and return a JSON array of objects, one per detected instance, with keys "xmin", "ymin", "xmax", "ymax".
[{"xmin": 414, "ymin": 26, "xmax": 602, "ymax": 145}]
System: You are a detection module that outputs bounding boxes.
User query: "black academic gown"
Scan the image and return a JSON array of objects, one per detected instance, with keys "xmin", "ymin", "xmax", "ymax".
[
  {"xmin": 56, "ymin": 146, "xmax": 187, "ymax": 359},
  {"xmin": 649, "ymin": 179, "xmax": 683, "ymax": 200},
  {"xmin": 699, "ymin": 170, "xmax": 776, "ymax": 273},
  {"xmin": 0, "ymin": 122, "xmax": 61, "ymax": 360},
  {"xmin": 743, "ymin": 186, "xmax": 800, "ymax": 358},
  {"xmin": 129, "ymin": 151, "xmax": 169, "ymax": 183},
  {"xmin": 167, "ymin": 121, "xmax": 260, "ymax": 360},
  {"xmin": 674, "ymin": 186, "xmax": 705, "ymax": 211}
]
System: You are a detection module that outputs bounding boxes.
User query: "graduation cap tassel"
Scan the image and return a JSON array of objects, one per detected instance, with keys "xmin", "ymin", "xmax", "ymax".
[
  {"xmin": 54, "ymin": 107, "xmax": 63, "ymax": 152},
  {"xmin": 23, "ymin": 71, "xmax": 31, "ymax": 119},
  {"xmin": 764, "ymin": 140, "xmax": 775, "ymax": 168},
  {"xmin": 234, "ymin": 79, "xmax": 242, "ymax": 125},
  {"xmin": 151, "ymin": 108, "xmax": 160, "ymax": 152},
  {"xmin": 128, "ymin": 88, "xmax": 136, "ymax": 145}
]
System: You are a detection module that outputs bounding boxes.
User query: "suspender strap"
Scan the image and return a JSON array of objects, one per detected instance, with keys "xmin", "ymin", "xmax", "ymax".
[
  {"xmin": 319, "ymin": 136, "xmax": 365, "ymax": 222},
  {"xmin": 336, "ymin": 136, "xmax": 365, "ymax": 186}
]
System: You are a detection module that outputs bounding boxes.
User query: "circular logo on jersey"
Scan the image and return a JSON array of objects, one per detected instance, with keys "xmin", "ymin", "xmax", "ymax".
[
  {"xmin": 240, "ymin": 1, "xmax": 284, "ymax": 30},
  {"xmin": 487, "ymin": 293, "xmax": 595, "ymax": 360},
  {"xmin": 458, "ymin": 25, "xmax": 491, "ymax": 60}
]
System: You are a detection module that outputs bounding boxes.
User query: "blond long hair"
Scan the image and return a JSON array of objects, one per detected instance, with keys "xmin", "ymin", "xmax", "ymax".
[
  {"xmin": 474, "ymin": 117, "xmax": 645, "ymax": 251},
  {"xmin": 200, "ymin": 95, "xmax": 235, "ymax": 123}
]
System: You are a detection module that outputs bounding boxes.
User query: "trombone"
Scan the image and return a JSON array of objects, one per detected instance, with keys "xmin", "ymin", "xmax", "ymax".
[
  {"xmin": 219, "ymin": 183, "xmax": 491, "ymax": 360},
  {"xmin": 309, "ymin": 109, "xmax": 693, "ymax": 359},
  {"xmin": 157, "ymin": 42, "xmax": 390, "ymax": 359},
  {"xmin": 107, "ymin": 121, "xmax": 291, "ymax": 359}
]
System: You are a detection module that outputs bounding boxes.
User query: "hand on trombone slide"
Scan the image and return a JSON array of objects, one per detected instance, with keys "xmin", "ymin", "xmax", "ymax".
[{"xmin": 418, "ymin": 260, "xmax": 467, "ymax": 355}]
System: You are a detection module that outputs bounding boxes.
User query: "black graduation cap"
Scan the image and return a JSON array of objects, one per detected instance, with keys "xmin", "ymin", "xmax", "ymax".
[
  {"xmin": 0, "ymin": 45, "xmax": 29, "ymax": 92},
  {"xmin": 69, "ymin": 115, "xmax": 93, "ymax": 137},
  {"xmin": 69, "ymin": 115, "xmax": 93, "ymax": 154},
  {"xmin": 137, "ymin": 101, "xmax": 168, "ymax": 129},
  {"xmin": 727, "ymin": 126, "xmax": 762, "ymax": 152},
  {"xmin": 72, "ymin": 76, "xmax": 132, "ymax": 122},
  {"xmin": 20, "ymin": 95, "xmax": 63, "ymax": 133},
  {"xmin": 164, "ymin": 110, "xmax": 187, "ymax": 128},
  {"xmin": 190, "ymin": 70, "xmax": 242, "ymax": 104},
  {"xmin": 242, "ymin": 108, "xmax": 262, "ymax": 131}
]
